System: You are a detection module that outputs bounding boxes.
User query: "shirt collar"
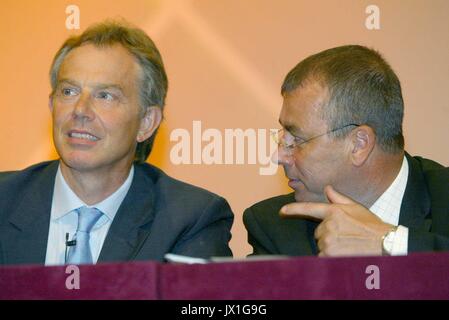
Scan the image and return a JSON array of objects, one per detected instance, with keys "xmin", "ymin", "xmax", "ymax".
[
  {"xmin": 369, "ymin": 155, "xmax": 409, "ymax": 225},
  {"xmin": 51, "ymin": 163, "xmax": 134, "ymax": 221}
]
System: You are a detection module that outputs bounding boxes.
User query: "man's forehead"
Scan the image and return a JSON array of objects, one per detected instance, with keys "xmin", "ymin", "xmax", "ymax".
[
  {"xmin": 283, "ymin": 81, "xmax": 328, "ymax": 108},
  {"xmin": 280, "ymin": 82, "xmax": 329, "ymax": 130},
  {"xmin": 57, "ymin": 43, "xmax": 140, "ymax": 86}
]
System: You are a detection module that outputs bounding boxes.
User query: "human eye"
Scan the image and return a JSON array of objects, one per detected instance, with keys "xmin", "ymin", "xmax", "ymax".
[
  {"xmin": 95, "ymin": 91, "xmax": 115, "ymax": 101},
  {"xmin": 284, "ymin": 129, "xmax": 303, "ymax": 144},
  {"xmin": 54, "ymin": 84, "xmax": 79, "ymax": 102},
  {"xmin": 59, "ymin": 86, "xmax": 79, "ymax": 97},
  {"xmin": 293, "ymin": 135, "xmax": 306, "ymax": 144}
]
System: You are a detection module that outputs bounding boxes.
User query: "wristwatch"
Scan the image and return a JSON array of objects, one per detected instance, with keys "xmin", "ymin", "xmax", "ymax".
[{"xmin": 382, "ymin": 226, "xmax": 398, "ymax": 256}]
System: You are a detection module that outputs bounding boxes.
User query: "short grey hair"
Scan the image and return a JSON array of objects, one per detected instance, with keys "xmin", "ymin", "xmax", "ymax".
[
  {"xmin": 282, "ymin": 45, "xmax": 404, "ymax": 154},
  {"xmin": 49, "ymin": 19, "xmax": 168, "ymax": 163}
]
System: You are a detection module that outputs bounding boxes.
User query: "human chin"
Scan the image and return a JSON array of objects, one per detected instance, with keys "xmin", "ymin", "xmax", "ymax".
[
  {"xmin": 293, "ymin": 184, "xmax": 326, "ymax": 203},
  {"xmin": 56, "ymin": 143, "xmax": 104, "ymax": 171}
]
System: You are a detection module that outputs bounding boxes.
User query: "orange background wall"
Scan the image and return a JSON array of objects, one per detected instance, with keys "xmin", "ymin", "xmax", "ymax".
[{"xmin": 1, "ymin": 0, "xmax": 448, "ymax": 257}]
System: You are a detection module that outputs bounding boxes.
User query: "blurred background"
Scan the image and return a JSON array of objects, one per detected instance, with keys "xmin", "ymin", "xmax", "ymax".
[{"xmin": 0, "ymin": 0, "xmax": 448, "ymax": 257}]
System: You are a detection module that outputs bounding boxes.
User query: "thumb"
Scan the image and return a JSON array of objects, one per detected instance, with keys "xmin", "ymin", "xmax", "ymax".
[{"xmin": 324, "ymin": 185, "xmax": 354, "ymax": 205}]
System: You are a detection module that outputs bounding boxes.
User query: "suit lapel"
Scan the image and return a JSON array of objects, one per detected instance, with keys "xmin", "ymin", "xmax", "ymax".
[
  {"xmin": 6, "ymin": 161, "xmax": 58, "ymax": 265},
  {"xmin": 98, "ymin": 164, "xmax": 156, "ymax": 263},
  {"xmin": 280, "ymin": 218, "xmax": 319, "ymax": 256},
  {"xmin": 4, "ymin": 162, "xmax": 157, "ymax": 264},
  {"xmin": 398, "ymin": 154, "xmax": 432, "ymax": 231},
  {"xmin": 274, "ymin": 193, "xmax": 319, "ymax": 256}
]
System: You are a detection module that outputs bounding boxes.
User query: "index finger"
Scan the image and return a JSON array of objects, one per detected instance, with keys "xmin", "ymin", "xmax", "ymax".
[{"xmin": 280, "ymin": 202, "xmax": 333, "ymax": 221}]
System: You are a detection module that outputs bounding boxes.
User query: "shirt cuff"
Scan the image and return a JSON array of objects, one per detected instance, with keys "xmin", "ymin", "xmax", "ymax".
[{"xmin": 391, "ymin": 225, "xmax": 408, "ymax": 256}]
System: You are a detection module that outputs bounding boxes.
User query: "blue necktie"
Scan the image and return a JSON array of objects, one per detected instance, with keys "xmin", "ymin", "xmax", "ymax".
[{"xmin": 66, "ymin": 206, "xmax": 103, "ymax": 265}]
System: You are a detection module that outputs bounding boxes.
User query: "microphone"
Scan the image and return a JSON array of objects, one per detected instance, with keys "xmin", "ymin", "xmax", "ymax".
[
  {"xmin": 66, "ymin": 232, "xmax": 76, "ymax": 247},
  {"xmin": 65, "ymin": 232, "xmax": 76, "ymax": 264}
]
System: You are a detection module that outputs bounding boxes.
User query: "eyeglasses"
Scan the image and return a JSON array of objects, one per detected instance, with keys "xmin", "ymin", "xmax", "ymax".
[{"xmin": 272, "ymin": 123, "xmax": 360, "ymax": 154}]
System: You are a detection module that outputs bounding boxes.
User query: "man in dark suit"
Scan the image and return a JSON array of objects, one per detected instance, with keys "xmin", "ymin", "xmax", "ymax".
[
  {"xmin": 0, "ymin": 20, "xmax": 233, "ymax": 266},
  {"xmin": 244, "ymin": 45, "xmax": 448, "ymax": 257}
]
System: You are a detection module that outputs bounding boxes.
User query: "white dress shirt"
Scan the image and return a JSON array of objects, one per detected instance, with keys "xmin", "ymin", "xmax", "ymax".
[
  {"xmin": 369, "ymin": 156, "xmax": 409, "ymax": 255},
  {"xmin": 45, "ymin": 164, "xmax": 134, "ymax": 266}
]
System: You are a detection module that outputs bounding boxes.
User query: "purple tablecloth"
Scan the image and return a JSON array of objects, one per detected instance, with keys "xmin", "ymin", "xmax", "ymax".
[
  {"xmin": 0, "ymin": 261, "xmax": 159, "ymax": 299},
  {"xmin": 161, "ymin": 252, "xmax": 449, "ymax": 299},
  {"xmin": 1, "ymin": 252, "xmax": 448, "ymax": 299}
]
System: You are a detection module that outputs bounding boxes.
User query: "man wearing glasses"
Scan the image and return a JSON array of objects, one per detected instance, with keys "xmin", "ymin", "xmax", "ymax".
[{"xmin": 244, "ymin": 45, "xmax": 448, "ymax": 257}]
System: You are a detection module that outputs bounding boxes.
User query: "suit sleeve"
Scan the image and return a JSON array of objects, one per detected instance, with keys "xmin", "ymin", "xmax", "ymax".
[
  {"xmin": 243, "ymin": 207, "xmax": 278, "ymax": 256},
  {"xmin": 171, "ymin": 196, "xmax": 234, "ymax": 258},
  {"xmin": 409, "ymin": 167, "xmax": 449, "ymax": 252},
  {"xmin": 0, "ymin": 240, "xmax": 3, "ymax": 265},
  {"xmin": 409, "ymin": 230, "xmax": 449, "ymax": 252}
]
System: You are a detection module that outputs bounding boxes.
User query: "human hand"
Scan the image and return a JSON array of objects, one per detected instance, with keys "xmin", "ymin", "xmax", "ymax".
[{"xmin": 280, "ymin": 185, "xmax": 394, "ymax": 257}]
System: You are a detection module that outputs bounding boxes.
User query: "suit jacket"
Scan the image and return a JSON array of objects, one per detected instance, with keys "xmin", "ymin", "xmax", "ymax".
[
  {"xmin": 0, "ymin": 161, "xmax": 234, "ymax": 265},
  {"xmin": 243, "ymin": 154, "xmax": 449, "ymax": 256}
]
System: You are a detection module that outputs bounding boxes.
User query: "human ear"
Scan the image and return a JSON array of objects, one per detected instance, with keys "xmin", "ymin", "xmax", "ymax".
[
  {"xmin": 350, "ymin": 125, "xmax": 376, "ymax": 166},
  {"xmin": 136, "ymin": 106, "xmax": 162, "ymax": 142}
]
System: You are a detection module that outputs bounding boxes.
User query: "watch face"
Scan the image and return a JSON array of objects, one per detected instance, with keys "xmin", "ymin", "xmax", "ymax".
[{"xmin": 382, "ymin": 230, "xmax": 397, "ymax": 255}]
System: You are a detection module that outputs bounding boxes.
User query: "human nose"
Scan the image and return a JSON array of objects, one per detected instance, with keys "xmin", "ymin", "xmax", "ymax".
[
  {"xmin": 274, "ymin": 144, "xmax": 294, "ymax": 166},
  {"xmin": 72, "ymin": 92, "xmax": 95, "ymax": 121}
]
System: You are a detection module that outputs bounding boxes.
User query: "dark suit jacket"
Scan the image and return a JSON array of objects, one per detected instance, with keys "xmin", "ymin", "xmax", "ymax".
[
  {"xmin": 0, "ymin": 161, "xmax": 234, "ymax": 265},
  {"xmin": 243, "ymin": 154, "xmax": 449, "ymax": 256}
]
